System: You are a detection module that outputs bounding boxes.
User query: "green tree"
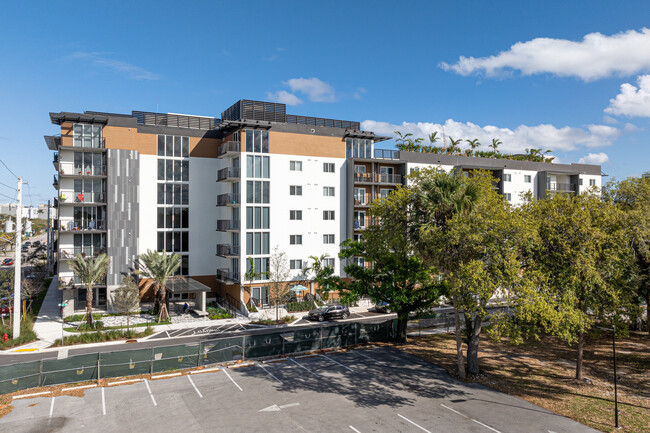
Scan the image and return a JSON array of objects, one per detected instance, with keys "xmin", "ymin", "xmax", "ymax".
[
  {"xmin": 304, "ymin": 254, "xmax": 340, "ymax": 301},
  {"xmin": 267, "ymin": 246, "xmax": 290, "ymax": 321},
  {"xmin": 113, "ymin": 275, "xmax": 140, "ymax": 332},
  {"xmin": 339, "ymin": 186, "xmax": 448, "ymax": 343},
  {"xmin": 521, "ymin": 191, "xmax": 636, "ymax": 379},
  {"xmin": 244, "ymin": 257, "xmax": 264, "ymax": 309},
  {"xmin": 136, "ymin": 250, "xmax": 182, "ymax": 322},
  {"xmin": 71, "ymin": 253, "xmax": 110, "ymax": 326},
  {"xmin": 489, "ymin": 138, "xmax": 502, "ymax": 153},
  {"xmin": 603, "ymin": 176, "xmax": 650, "ymax": 335}
]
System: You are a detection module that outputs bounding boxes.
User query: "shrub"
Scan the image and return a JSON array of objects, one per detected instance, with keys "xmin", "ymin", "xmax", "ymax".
[
  {"xmin": 285, "ymin": 301, "xmax": 314, "ymax": 312},
  {"xmin": 206, "ymin": 306, "xmax": 232, "ymax": 320},
  {"xmin": 76, "ymin": 321, "xmax": 104, "ymax": 332},
  {"xmin": 64, "ymin": 313, "xmax": 104, "ymax": 323},
  {"xmin": 52, "ymin": 327, "xmax": 154, "ymax": 346},
  {"xmin": 0, "ymin": 314, "xmax": 37, "ymax": 350}
]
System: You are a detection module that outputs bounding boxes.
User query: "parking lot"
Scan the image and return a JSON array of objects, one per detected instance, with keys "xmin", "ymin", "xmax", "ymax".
[{"xmin": 0, "ymin": 347, "xmax": 596, "ymax": 433}]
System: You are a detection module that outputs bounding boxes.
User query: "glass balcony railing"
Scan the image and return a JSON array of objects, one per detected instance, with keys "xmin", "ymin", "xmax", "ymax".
[
  {"xmin": 59, "ymin": 220, "xmax": 106, "ymax": 231},
  {"xmin": 217, "ymin": 167, "xmax": 240, "ymax": 181},
  {"xmin": 216, "ymin": 244, "xmax": 240, "ymax": 256},
  {"xmin": 353, "ymin": 173, "xmax": 402, "ymax": 184},
  {"xmin": 217, "ymin": 193, "xmax": 240, "ymax": 206},
  {"xmin": 58, "ymin": 246, "xmax": 107, "ymax": 260},
  {"xmin": 217, "ymin": 141, "xmax": 240, "ymax": 157},
  {"xmin": 547, "ymin": 182, "xmax": 576, "ymax": 193},
  {"xmin": 216, "ymin": 219, "xmax": 240, "ymax": 231}
]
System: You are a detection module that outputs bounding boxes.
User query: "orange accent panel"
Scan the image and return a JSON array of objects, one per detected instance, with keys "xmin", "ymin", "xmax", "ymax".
[
  {"xmin": 189, "ymin": 137, "xmax": 221, "ymax": 158},
  {"xmin": 103, "ymin": 125, "xmax": 157, "ymax": 154},
  {"xmin": 60, "ymin": 123, "xmax": 73, "ymax": 147},
  {"xmin": 269, "ymin": 131, "xmax": 345, "ymax": 158}
]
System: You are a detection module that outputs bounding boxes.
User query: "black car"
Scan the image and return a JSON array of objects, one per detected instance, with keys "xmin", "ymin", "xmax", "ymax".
[{"xmin": 307, "ymin": 304, "xmax": 350, "ymax": 322}]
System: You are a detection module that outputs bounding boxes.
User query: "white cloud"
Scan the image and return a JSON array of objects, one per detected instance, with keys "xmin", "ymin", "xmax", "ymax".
[
  {"xmin": 605, "ymin": 74, "xmax": 650, "ymax": 117},
  {"xmin": 284, "ymin": 77, "xmax": 336, "ymax": 102},
  {"xmin": 603, "ymin": 115, "xmax": 618, "ymax": 124},
  {"xmin": 624, "ymin": 122, "xmax": 642, "ymax": 132},
  {"xmin": 266, "ymin": 90, "xmax": 302, "ymax": 106},
  {"xmin": 361, "ymin": 119, "xmax": 620, "ymax": 155},
  {"xmin": 70, "ymin": 52, "xmax": 160, "ymax": 80},
  {"xmin": 578, "ymin": 152, "xmax": 609, "ymax": 165},
  {"xmin": 440, "ymin": 28, "xmax": 650, "ymax": 81}
]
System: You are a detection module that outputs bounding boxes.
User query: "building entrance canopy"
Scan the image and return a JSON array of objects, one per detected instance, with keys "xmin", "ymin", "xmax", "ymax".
[{"xmin": 165, "ymin": 278, "xmax": 212, "ymax": 294}]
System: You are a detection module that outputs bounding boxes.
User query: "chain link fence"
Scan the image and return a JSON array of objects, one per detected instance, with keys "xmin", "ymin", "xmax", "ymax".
[{"xmin": 0, "ymin": 319, "xmax": 395, "ymax": 395}]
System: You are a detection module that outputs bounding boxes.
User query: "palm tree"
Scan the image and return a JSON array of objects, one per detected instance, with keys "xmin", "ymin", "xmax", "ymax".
[
  {"xmin": 428, "ymin": 132, "xmax": 439, "ymax": 145},
  {"xmin": 136, "ymin": 250, "xmax": 182, "ymax": 322},
  {"xmin": 71, "ymin": 253, "xmax": 110, "ymax": 326},
  {"xmin": 465, "ymin": 138, "xmax": 480, "ymax": 156},
  {"xmin": 447, "ymin": 137, "xmax": 462, "ymax": 154},
  {"xmin": 490, "ymin": 138, "xmax": 502, "ymax": 153},
  {"xmin": 244, "ymin": 257, "xmax": 264, "ymax": 309}
]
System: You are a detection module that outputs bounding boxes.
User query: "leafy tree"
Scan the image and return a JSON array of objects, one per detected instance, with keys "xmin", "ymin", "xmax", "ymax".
[
  {"xmin": 339, "ymin": 186, "xmax": 448, "ymax": 343},
  {"xmin": 394, "ymin": 131, "xmax": 423, "ymax": 152},
  {"xmin": 244, "ymin": 257, "xmax": 264, "ymax": 309},
  {"xmin": 136, "ymin": 250, "xmax": 182, "ymax": 322},
  {"xmin": 71, "ymin": 253, "xmax": 110, "ymax": 326},
  {"xmin": 520, "ymin": 191, "xmax": 636, "ymax": 379},
  {"xmin": 603, "ymin": 176, "xmax": 650, "ymax": 335},
  {"xmin": 113, "ymin": 275, "xmax": 140, "ymax": 331},
  {"xmin": 267, "ymin": 246, "xmax": 290, "ymax": 321},
  {"xmin": 304, "ymin": 254, "xmax": 340, "ymax": 301}
]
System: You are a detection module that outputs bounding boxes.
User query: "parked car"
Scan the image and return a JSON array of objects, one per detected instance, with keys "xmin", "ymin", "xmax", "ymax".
[
  {"xmin": 2, "ymin": 258, "xmax": 14, "ymax": 266},
  {"xmin": 375, "ymin": 302, "xmax": 392, "ymax": 313},
  {"xmin": 21, "ymin": 245, "xmax": 29, "ymax": 252},
  {"xmin": 33, "ymin": 241, "xmax": 41, "ymax": 247},
  {"xmin": 0, "ymin": 304, "xmax": 13, "ymax": 316},
  {"xmin": 307, "ymin": 304, "xmax": 350, "ymax": 322},
  {"xmin": 23, "ymin": 241, "xmax": 31, "ymax": 247}
]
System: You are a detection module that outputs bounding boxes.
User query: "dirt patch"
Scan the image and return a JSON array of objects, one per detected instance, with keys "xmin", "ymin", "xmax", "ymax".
[{"xmin": 395, "ymin": 331, "xmax": 650, "ymax": 433}]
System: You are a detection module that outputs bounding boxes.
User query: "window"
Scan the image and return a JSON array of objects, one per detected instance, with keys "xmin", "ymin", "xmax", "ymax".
[
  {"xmin": 323, "ymin": 186, "xmax": 335, "ymax": 197},
  {"xmin": 589, "ymin": 179, "xmax": 596, "ymax": 186},
  {"xmin": 323, "ymin": 258, "xmax": 335, "ymax": 268},
  {"xmin": 246, "ymin": 207, "xmax": 270, "ymax": 229},
  {"xmin": 346, "ymin": 138, "xmax": 373, "ymax": 159},
  {"xmin": 323, "ymin": 234, "xmax": 335, "ymax": 244},
  {"xmin": 504, "ymin": 174, "xmax": 512, "ymax": 182},
  {"xmin": 157, "ymin": 184, "xmax": 189, "ymax": 205},
  {"xmin": 157, "ymin": 207, "xmax": 189, "ymax": 229},
  {"xmin": 73, "ymin": 124, "xmax": 103, "ymax": 149},
  {"xmin": 579, "ymin": 179, "xmax": 584, "ymax": 186},
  {"xmin": 244, "ymin": 130, "xmax": 269, "ymax": 153},
  {"xmin": 290, "ymin": 260, "xmax": 302, "ymax": 270},
  {"xmin": 323, "ymin": 163, "xmax": 335, "ymax": 173},
  {"xmin": 157, "ymin": 135, "xmax": 189, "ymax": 158},
  {"xmin": 354, "ymin": 165, "xmax": 366, "ymax": 174},
  {"xmin": 290, "ymin": 161, "xmax": 302, "ymax": 171},
  {"xmin": 290, "ymin": 210, "xmax": 302, "ymax": 220},
  {"xmin": 524, "ymin": 175, "xmax": 532, "ymax": 183},
  {"xmin": 354, "ymin": 211, "xmax": 366, "ymax": 229},
  {"xmin": 246, "ymin": 180, "xmax": 270, "ymax": 203},
  {"xmin": 505, "ymin": 193, "xmax": 512, "ymax": 201},
  {"xmin": 290, "ymin": 185, "xmax": 302, "ymax": 196},
  {"xmin": 246, "ymin": 155, "xmax": 270, "ymax": 178},
  {"xmin": 323, "ymin": 210, "xmax": 335, "ymax": 220},
  {"xmin": 352, "ymin": 257, "xmax": 365, "ymax": 267},
  {"xmin": 290, "ymin": 235, "xmax": 302, "ymax": 245},
  {"xmin": 354, "ymin": 188, "xmax": 366, "ymax": 204},
  {"xmin": 380, "ymin": 189, "xmax": 391, "ymax": 199},
  {"xmin": 245, "ymin": 232, "xmax": 269, "ymax": 255}
]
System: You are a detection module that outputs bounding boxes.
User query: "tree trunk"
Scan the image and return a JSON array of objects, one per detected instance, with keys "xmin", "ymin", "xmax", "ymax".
[
  {"xmin": 159, "ymin": 287, "xmax": 168, "ymax": 322},
  {"xmin": 576, "ymin": 331, "xmax": 584, "ymax": 380},
  {"xmin": 275, "ymin": 302, "xmax": 279, "ymax": 322},
  {"xmin": 86, "ymin": 285, "xmax": 93, "ymax": 326},
  {"xmin": 396, "ymin": 314, "xmax": 408, "ymax": 344},
  {"xmin": 453, "ymin": 295, "xmax": 466, "ymax": 379},
  {"xmin": 645, "ymin": 288, "xmax": 649, "ymax": 337},
  {"xmin": 467, "ymin": 313, "xmax": 483, "ymax": 375}
]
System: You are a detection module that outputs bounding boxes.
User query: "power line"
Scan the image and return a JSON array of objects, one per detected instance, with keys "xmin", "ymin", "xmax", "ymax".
[
  {"xmin": 24, "ymin": 181, "xmax": 33, "ymax": 206},
  {"xmin": 0, "ymin": 159, "xmax": 18, "ymax": 179},
  {"xmin": 0, "ymin": 191, "xmax": 16, "ymax": 202},
  {"xmin": 0, "ymin": 180, "xmax": 16, "ymax": 191}
]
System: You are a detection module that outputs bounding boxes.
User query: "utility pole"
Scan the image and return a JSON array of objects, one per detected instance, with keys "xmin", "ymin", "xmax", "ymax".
[{"xmin": 13, "ymin": 177, "xmax": 22, "ymax": 339}]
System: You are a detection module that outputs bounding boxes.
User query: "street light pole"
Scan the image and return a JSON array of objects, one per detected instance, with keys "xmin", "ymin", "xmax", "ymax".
[
  {"xmin": 612, "ymin": 324, "xmax": 619, "ymax": 429},
  {"xmin": 13, "ymin": 177, "xmax": 22, "ymax": 339}
]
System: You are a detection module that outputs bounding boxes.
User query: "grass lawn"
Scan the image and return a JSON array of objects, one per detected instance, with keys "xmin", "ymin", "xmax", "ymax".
[{"xmin": 395, "ymin": 332, "xmax": 649, "ymax": 433}]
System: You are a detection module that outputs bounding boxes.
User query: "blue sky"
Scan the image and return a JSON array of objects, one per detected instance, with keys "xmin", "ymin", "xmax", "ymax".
[{"xmin": 1, "ymin": 1, "xmax": 649, "ymax": 205}]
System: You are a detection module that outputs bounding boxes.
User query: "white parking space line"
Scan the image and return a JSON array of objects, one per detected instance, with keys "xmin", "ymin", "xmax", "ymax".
[
  {"xmin": 48, "ymin": 397, "xmax": 55, "ymax": 419},
  {"xmin": 397, "ymin": 414, "xmax": 431, "ymax": 433},
  {"xmin": 349, "ymin": 426, "xmax": 362, "ymax": 432},
  {"xmin": 355, "ymin": 351, "xmax": 388, "ymax": 365},
  {"xmin": 187, "ymin": 376, "xmax": 203, "ymax": 398},
  {"xmin": 144, "ymin": 379, "xmax": 157, "ymax": 406},
  {"xmin": 289, "ymin": 358, "xmax": 320, "ymax": 378},
  {"xmin": 223, "ymin": 369, "xmax": 243, "ymax": 391},
  {"xmin": 320, "ymin": 354, "xmax": 353, "ymax": 372},
  {"xmin": 101, "ymin": 387, "xmax": 106, "ymax": 415},
  {"xmin": 441, "ymin": 404, "xmax": 502, "ymax": 433},
  {"xmin": 258, "ymin": 364, "xmax": 282, "ymax": 384}
]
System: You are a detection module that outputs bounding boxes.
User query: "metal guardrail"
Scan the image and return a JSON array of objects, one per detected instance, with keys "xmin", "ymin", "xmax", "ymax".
[
  {"xmin": 0, "ymin": 320, "xmax": 396, "ymax": 395},
  {"xmin": 217, "ymin": 193, "xmax": 240, "ymax": 206}
]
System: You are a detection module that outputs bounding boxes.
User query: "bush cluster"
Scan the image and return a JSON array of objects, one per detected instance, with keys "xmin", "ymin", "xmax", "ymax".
[
  {"xmin": 53, "ymin": 327, "xmax": 154, "ymax": 346},
  {"xmin": 285, "ymin": 301, "xmax": 314, "ymax": 312},
  {"xmin": 0, "ymin": 315, "xmax": 37, "ymax": 350},
  {"xmin": 206, "ymin": 306, "xmax": 232, "ymax": 320}
]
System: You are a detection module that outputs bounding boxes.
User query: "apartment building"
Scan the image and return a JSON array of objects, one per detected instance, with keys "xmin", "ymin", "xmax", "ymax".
[{"xmin": 45, "ymin": 99, "xmax": 602, "ymax": 316}]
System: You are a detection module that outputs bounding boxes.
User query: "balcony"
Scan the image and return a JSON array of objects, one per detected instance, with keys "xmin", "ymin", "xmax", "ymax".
[
  {"xmin": 353, "ymin": 173, "xmax": 402, "ymax": 184},
  {"xmin": 53, "ymin": 198, "xmax": 59, "ymax": 208},
  {"xmin": 59, "ymin": 220, "xmax": 106, "ymax": 232},
  {"xmin": 58, "ymin": 246, "xmax": 107, "ymax": 261},
  {"xmin": 216, "ymin": 268, "xmax": 240, "ymax": 283},
  {"xmin": 354, "ymin": 198, "xmax": 370, "ymax": 207},
  {"xmin": 58, "ymin": 275, "xmax": 106, "ymax": 288},
  {"xmin": 60, "ymin": 165, "xmax": 107, "ymax": 178},
  {"xmin": 216, "ymin": 219, "xmax": 241, "ymax": 232},
  {"xmin": 53, "ymin": 153, "xmax": 59, "ymax": 170},
  {"xmin": 373, "ymin": 149, "xmax": 400, "ymax": 160},
  {"xmin": 52, "ymin": 175, "xmax": 59, "ymax": 188},
  {"xmin": 44, "ymin": 135, "xmax": 61, "ymax": 151},
  {"xmin": 217, "ymin": 167, "xmax": 240, "ymax": 182},
  {"xmin": 547, "ymin": 182, "xmax": 576, "ymax": 193},
  {"xmin": 217, "ymin": 193, "xmax": 240, "ymax": 207},
  {"xmin": 58, "ymin": 192, "xmax": 107, "ymax": 205},
  {"xmin": 216, "ymin": 244, "xmax": 240, "ymax": 257},
  {"xmin": 217, "ymin": 141, "xmax": 241, "ymax": 157},
  {"xmin": 64, "ymin": 137, "xmax": 106, "ymax": 151}
]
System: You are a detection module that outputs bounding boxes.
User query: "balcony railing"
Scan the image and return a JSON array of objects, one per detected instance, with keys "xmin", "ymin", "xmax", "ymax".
[
  {"xmin": 373, "ymin": 149, "xmax": 400, "ymax": 160},
  {"xmin": 216, "ymin": 219, "xmax": 241, "ymax": 231},
  {"xmin": 547, "ymin": 182, "xmax": 576, "ymax": 193},
  {"xmin": 59, "ymin": 220, "xmax": 106, "ymax": 231},
  {"xmin": 58, "ymin": 192, "xmax": 107, "ymax": 204},
  {"xmin": 217, "ymin": 193, "xmax": 240, "ymax": 206},
  {"xmin": 217, "ymin": 141, "xmax": 241, "ymax": 157},
  {"xmin": 52, "ymin": 175, "xmax": 59, "ymax": 188},
  {"xmin": 58, "ymin": 275, "xmax": 106, "ymax": 287},
  {"xmin": 69, "ymin": 137, "xmax": 106, "ymax": 150},
  {"xmin": 216, "ymin": 244, "xmax": 240, "ymax": 257},
  {"xmin": 353, "ymin": 173, "xmax": 402, "ymax": 184},
  {"xmin": 216, "ymin": 268, "xmax": 240, "ymax": 283},
  {"xmin": 60, "ymin": 165, "xmax": 107, "ymax": 177},
  {"xmin": 58, "ymin": 246, "xmax": 107, "ymax": 261},
  {"xmin": 217, "ymin": 167, "xmax": 240, "ymax": 182}
]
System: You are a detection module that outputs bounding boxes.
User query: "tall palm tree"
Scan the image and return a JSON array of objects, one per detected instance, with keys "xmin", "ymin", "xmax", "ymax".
[
  {"xmin": 428, "ymin": 132, "xmax": 439, "ymax": 145},
  {"xmin": 136, "ymin": 250, "xmax": 182, "ymax": 322},
  {"xmin": 71, "ymin": 253, "xmax": 110, "ymax": 326},
  {"xmin": 490, "ymin": 138, "xmax": 502, "ymax": 153},
  {"xmin": 465, "ymin": 138, "xmax": 480, "ymax": 156}
]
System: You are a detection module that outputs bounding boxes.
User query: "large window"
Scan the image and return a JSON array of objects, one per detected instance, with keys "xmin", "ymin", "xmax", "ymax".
[
  {"xmin": 73, "ymin": 152, "xmax": 105, "ymax": 176},
  {"xmin": 354, "ymin": 211, "xmax": 366, "ymax": 229},
  {"xmin": 72, "ymin": 233, "xmax": 106, "ymax": 257},
  {"xmin": 247, "ymin": 258, "xmax": 269, "ymax": 281},
  {"xmin": 73, "ymin": 179, "xmax": 105, "ymax": 203},
  {"xmin": 246, "ymin": 155, "xmax": 270, "ymax": 178},
  {"xmin": 246, "ymin": 207, "xmax": 270, "ymax": 229},
  {"xmin": 73, "ymin": 124, "xmax": 103, "ymax": 149},
  {"xmin": 345, "ymin": 138, "xmax": 373, "ymax": 159},
  {"xmin": 290, "ymin": 185, "xmax": 302, "ymax": 196},
  {"xmin": 354, "ymin": 188, "xmax": 366, "ymax": 204},
  {"xmin": 290, "ymin": 210, "xmax": 302, "ymax": 220},
  {"xmin": 246, "ymin": 232, "xmax": 270, "ymax": 255},
  {"xmin": 246, "ymin": 181, "xmax": 270, "ymax": 203},
  {"xmin": 72, "ymin": 206, "xmax": 106, "ymax": 230},
  {"xmin": 323, "ymin": 258, "xmax": 335, "ymax": 268},
  {"xmin": 290, "ymin": 260, "xmax": 302, "ymax": 270},
  {"xmin": 323, "ymin": 163, "xmax": 335, "ymax": 173},
  {"xmin": 157, "ymin": 184, "xmax": 189, "ymax": 205},
  {"xmin": 157, "ymin": 135, "xmax": 189, "ymax": 158},
  {"xmin": 245, "ymin": 130, "xmax": 269, "ymax": 153},
  {"xmin": 323, "ymin": 234, "xmax": 335, "ymax": 244}
]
